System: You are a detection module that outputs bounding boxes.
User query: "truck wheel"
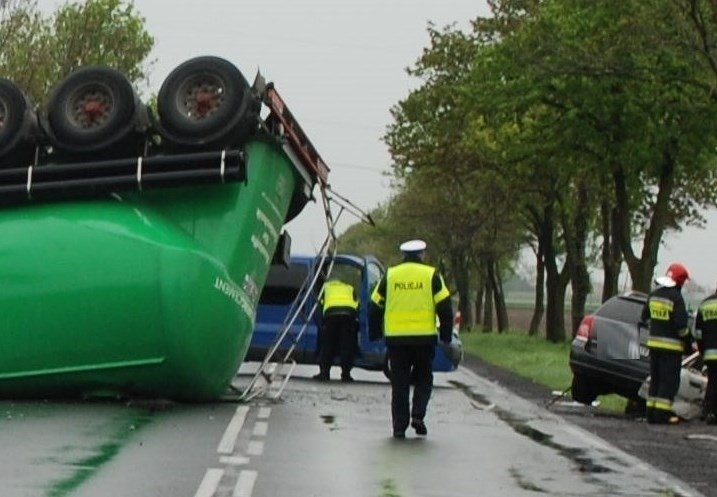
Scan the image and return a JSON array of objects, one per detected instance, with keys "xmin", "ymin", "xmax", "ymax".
[
  {"xmin": 0, "ymin": 78, "xmax": 36, "ymax": 162},
  {"xmin": 571, "ymin": 374, "xmax": 598, "ymax": 404},
  {"xmin": 45, "ymin": 66, "xmax": 138, "ymax": 152},
  {"xmin": 156, "ymin": 56, "xmax": 258, "ymax": 148}
]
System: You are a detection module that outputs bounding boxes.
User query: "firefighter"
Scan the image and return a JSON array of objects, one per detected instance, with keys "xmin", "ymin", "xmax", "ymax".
[
  {"xmin": 694, "ymin": 282, "xmax": 717, "ymax": 424},
  {"xmin": 368, "ymin": 239, "xmax": 453, "ymax": 438},
  {"xmin": 313, "ymin": 277, "xmax": 359, "ymax": 382},
  {"xmin": 641, "ymin": 263, "xmax": 692, "ymax": 425}
]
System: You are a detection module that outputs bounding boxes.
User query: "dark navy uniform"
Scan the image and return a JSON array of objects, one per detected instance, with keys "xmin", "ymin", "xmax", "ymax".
[
  {"xmin": 641, "ymin": 264, "xmax": 691, "ymax": 424},
  {"xmin": 369, "ymin": 239, "xmax": 453, "ymax": 438},
  {"xmin": 314, "ymin": 279, "xmax": 359, "ymax": 382},
  {"xmin": 695, "ymin": 291, "xmax": 717, "ymax": 423}
]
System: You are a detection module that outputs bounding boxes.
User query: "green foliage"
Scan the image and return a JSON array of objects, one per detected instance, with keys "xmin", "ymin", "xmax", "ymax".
[
  {"xmin": 460, "ymin": 329, "xmax": 628, "ymax": 412},
  {"xmin": 0, "ymin": 0, "xmax": 154, "ymax": 105}
]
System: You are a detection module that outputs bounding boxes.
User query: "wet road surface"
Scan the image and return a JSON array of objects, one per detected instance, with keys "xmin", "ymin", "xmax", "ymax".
[{"xmin": 0, "ymin": 363, "xmax": 706, "ymax": 496}]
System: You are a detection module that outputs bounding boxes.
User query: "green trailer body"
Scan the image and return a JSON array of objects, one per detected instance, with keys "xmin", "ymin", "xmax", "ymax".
[{"xmin": 0, "ymin": 138, "xmax": 308, "ymax": 401}]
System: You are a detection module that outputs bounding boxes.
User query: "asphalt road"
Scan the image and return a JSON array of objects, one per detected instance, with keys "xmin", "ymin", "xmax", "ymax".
[
  {"xmin": 0, "ymin": 356, "xmax": 711, "ymax": 497},
  {"xmin": 232, "ymin": 361, "xmax": 705, "ymax": 497},
  {"xmin": 461, "ymin": 353, "xmax": 717, "ymax": 497}
]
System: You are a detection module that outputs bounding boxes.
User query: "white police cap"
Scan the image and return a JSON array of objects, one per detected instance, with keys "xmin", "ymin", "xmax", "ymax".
[{"xmin": 399, "ymin": 239, "xmax": 427, "ymax": 253}]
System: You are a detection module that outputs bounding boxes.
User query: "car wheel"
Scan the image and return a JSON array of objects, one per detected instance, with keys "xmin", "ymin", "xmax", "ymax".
[
  {"xmin": 156, "ymin": 56, "xmax": 259, "ymax": 148},
  {"xmin": 571, "ymin": 374, "xmax": 598, "ymax": 404},
  {"xmin": 45, "ymin": 66, "xmax": 138, "ymax": 153}
]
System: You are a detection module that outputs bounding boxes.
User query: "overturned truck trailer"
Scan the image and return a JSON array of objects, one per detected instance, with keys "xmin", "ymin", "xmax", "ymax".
[{"xmin": 0, "ymin": 56, "xmax": 328, "ymax": 401}]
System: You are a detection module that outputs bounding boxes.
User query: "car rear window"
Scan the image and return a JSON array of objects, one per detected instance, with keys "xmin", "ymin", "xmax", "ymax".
[
  {"xmin": 260, "ymin": 263, "xmax": 310, "ymax": 305},
  {"xmin": 595, "ymin": 297, "xmax": 645, "ymax": 324}
]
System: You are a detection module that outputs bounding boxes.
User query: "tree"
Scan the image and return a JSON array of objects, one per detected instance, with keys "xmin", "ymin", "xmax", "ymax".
[{"xmin": 0, "ymin": 0, "xmax": 154, "ymax": 104}]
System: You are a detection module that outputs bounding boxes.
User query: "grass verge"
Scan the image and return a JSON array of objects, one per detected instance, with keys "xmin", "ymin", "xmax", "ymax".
[{"xmin": 460, "ymin": 329, "xmax": 628, "ymax": 413}]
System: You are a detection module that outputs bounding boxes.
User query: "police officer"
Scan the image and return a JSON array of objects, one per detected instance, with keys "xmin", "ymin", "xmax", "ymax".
[
  {"xmin": 369, "ymin": 239, "xmax": 453, "ymax": 438},
  {"xmin": 641, "ymin": 263, "xmax": 692, "ymax": 425},
  {"xmin": 694, "ymin": 281, "xmax": 717, "ymax": 424},
  {"xmin": 313, "ymin": 277, "xmax": 359, "ymax": 382}
]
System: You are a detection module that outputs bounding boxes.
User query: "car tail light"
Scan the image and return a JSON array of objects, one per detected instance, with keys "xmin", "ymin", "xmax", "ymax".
[{"xmin": 575, "ymin": 315, "xmax": 595, "ymax": 341}]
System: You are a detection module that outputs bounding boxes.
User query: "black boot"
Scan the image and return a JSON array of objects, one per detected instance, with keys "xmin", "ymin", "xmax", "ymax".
[
  {"xmin": 313, "ymin": 369, "xmax": 330, "ymax": 381},
  {"xmin": 646, "ymin": 407, "xmax": 655, "ymax": 424}
]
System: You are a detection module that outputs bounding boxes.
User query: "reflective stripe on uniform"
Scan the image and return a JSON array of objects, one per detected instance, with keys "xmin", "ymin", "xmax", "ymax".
[
  {"xmin": 704, "ymin": 349, "xmax": 717, "ymax": 362},
  {"xmin": 700, "ymin": 299, "xmax": 717, "ymax": 321},
  {"xmin": 648, "ymin": 297, "xmax": 674, "ymax": 321},
  {"xmin": 647, "ymin": 336, "xmax": 684, "ymax": 352},
  {"xmin": 651, "ymin": 397, "xmax": 673, "ymax": 412}
]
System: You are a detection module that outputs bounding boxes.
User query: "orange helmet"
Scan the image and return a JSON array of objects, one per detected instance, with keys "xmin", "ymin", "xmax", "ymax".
[{"xmin": 656, "ymin": 263, "xmax": 689, "ymax": 287}]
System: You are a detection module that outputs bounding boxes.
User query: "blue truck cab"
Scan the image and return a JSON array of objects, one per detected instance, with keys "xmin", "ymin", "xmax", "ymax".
[{"xmin": 247, "ymin": 253, "xmax": 462, "ymax": 373}]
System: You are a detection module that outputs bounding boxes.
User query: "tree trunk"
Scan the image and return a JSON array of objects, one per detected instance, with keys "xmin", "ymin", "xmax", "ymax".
[
  {"xmin": 482, "ymin": 261, "xmax": 494, "ymax": 333},
  {"xmin": 491, "ymin": 259, "xmax": 510, "ymax": 332},
  {"xmin": 600, "ymin": 198, "xmax": 622, "ymax": 301},
  {"xmin": 541, "ymin": 202, "xmax": 567, "ymax": 342},
  {"xmin": 563, "ymin": 181, "xmax": 592, "ymax": 337},
  {"xmin": 613, "ymin": 144, "xmax": 676, "ymax": 293},
  {"xmin": 474, "ymin": 282, "xmax": 484, "ymax": 329},
  {"xmin": 451, "ymin": 252, "xmax": 472, "ymax": 331},
  {"xmin": 529, "ymin": 242, "xmax": 544, "ymax": 336}
]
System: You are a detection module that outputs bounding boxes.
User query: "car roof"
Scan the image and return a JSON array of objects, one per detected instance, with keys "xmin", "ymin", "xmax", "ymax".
[{"xmin": 614, "ymin": 291, "xmax": 647, "ymax": 304}]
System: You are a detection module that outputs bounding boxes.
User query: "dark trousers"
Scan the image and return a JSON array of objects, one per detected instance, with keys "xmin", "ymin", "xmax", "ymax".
[
  {"xmin": 646, "ymin": 349, "xmax": 682, "ymax": 423},
  {"xmin": 318, "ymin": 314, "xmax": 357, "ymax": 377},
  {"xmin": 388, "ymin": 344, "xmax": 435, "ymax": 434},
  {"xmin": 704, "ymin": 362, "xmax": 717, "ymax": 417}
]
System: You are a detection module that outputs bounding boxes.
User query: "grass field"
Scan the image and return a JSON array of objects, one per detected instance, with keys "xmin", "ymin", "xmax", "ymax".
[{"xmin": 460, "ymin": 328, "xmax": 628, "ymax": 412}]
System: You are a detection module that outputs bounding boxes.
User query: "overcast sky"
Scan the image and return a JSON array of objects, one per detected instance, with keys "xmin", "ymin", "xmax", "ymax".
[
  {"xmin": 35, "ymin": 0, "xmax": 717, "ymax": 288},
  {"xmin": 107, "ymin": 0, "xmax": 491, "ymax": 255}
]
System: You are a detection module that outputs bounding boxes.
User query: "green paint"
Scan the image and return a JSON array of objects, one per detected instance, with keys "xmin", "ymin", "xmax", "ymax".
[
  {"xmin": 0, "ymin": 137, "xmax": 312, "ymax": 401},
  {"xmin": 46, "ymin": 409, "xmax": 155, "ymax": 497},
  {"xmin": 379, "ymin": 478, "xmax": 402, "ymax": 497}
]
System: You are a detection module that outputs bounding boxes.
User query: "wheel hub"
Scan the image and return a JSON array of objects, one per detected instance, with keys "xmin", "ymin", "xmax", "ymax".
[{"xmin": 71, "ymin": 89, "xmax": 112, "ymax": 129}]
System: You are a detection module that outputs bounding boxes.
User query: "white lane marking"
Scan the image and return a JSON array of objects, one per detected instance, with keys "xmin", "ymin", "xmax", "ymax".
[
  {"xmin": 194, "ymin": 468, "xmax": 224, "ymax": 497},
  {"xmin": 253, "ymin": 421, "xmax": 268, "ymax": 437},
  {"xmin": 220, "ymin": 455, "xmax": 250, "ymax": 466},
  {"xmin": 218, "ymin": 406, "xmax": 250, "ymax": 455},
  {"xmin": 247, "ymin": 440, "xmax": 264, "ymax": 456},
  {"xmin": 257, "ymin": 407, "xmax": 271, "ymax": 419},
  {"xmin": 233, "ymin": 469, "xmax": 258, "ymax": 497}
]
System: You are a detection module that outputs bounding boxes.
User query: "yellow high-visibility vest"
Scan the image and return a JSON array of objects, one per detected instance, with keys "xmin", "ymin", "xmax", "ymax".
[
  {"xmin": 322, "ymin": 280, "xmax": 358, "ymax": 313},
  {"xmin": 383, "ymin": 262, "xmax": 448, "ymax": 337}
]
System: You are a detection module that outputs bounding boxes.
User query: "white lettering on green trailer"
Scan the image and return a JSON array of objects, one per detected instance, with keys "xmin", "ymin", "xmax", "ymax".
[
  {"xmin": 261, "ymin": 191, "xmax": 282, "ymax": 221},
  {"xmin": 251, "ymin": 235, "xmax": 271, "ymax": 265},
  {"xmin": 256, "ymin": 208, "xmax": 279, "ymax": 242},
  {"xmin": 213, "ymin": 277, "xmax": 256, "ymax": 321},
  {"xmin": 275, "ymin": 172, "xmax": 290, "ymax": 199}
]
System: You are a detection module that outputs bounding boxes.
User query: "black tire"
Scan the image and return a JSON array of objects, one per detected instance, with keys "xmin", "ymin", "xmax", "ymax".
[
  {"xmin": 157, "ymin": 56, "xmax": 258, "ymax": 147},
  {"xmin": 0, "ymin": 78, "xmax": 35, "ymax": 158},
  {"xmin": 46, "ymin": 66, "xmax": 137, "ymax": 152},
  {"xmin": 571, "ymin": 374, "xmax": 598, "ymax": 404}
]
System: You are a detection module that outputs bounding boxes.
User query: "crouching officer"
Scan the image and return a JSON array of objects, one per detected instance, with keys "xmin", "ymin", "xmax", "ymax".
[
  {"xmin": 641, "ymin": 263, "xmax": 692, "ymax": 425},
  {"xmin": 695, "ymin": 281, "xmax": 717, "ymax": 424},
  {"xmin": 368, "ymin": 239, "xmax": 453, "ymax": 439},
  {"xmin": 313, "ymin": 277, "xmax": 359, "ymax": 382}
]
